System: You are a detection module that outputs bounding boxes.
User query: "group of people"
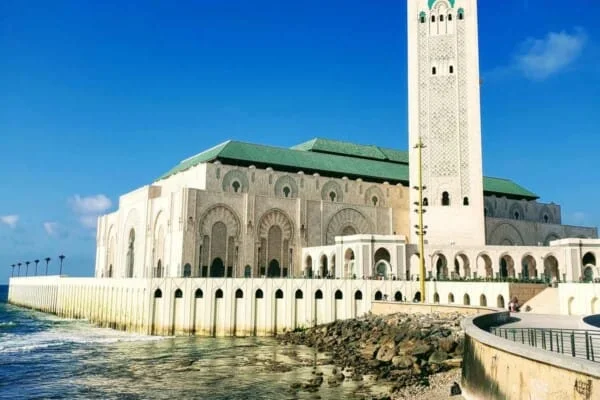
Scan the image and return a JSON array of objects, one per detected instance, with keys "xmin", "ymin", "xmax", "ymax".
[{"xmin": 508, "ymin": 296, "xmax": 520, "ymax": 312}]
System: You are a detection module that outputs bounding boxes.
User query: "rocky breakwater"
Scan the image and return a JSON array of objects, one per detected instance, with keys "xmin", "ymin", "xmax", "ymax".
[{"xmin": 278, "ymin": 312, "xmax": 465, "ymax": 397}]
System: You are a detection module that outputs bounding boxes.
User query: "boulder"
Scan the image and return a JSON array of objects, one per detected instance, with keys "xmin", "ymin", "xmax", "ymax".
[
  {"xmin": 428, "ymin": 350, "xmax": 449, "ymax": 364},
  {"xmin": 391, "ymin": 355, "xmax": 413, "ymax": 369},
  {"xmin": 376, "ymin": 339, "xmax": 396, "ymax": 362}
]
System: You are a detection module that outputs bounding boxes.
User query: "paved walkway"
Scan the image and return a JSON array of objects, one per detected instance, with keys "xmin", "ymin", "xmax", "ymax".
[{"xmin": 500, "ymin": 313, "xmax": 581, "ymax": 330}]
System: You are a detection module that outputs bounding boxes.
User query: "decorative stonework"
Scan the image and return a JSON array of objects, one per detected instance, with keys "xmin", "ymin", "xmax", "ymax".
[
  {"xmin": 457, "ymin": 14, "xmax": 470, "ymax": 197},
  {"xmin": 274, "ymin": 175, "xmax": 299, "ymax": 198},
  {"xmin": 364, "ymin": 186, "xmax": 385, "ymax": 207},
  {"xmin": 222, "ymin": 170, "xmax": 249, "ymax": 193},
  {"xmin": 321, "ymin": 180, "xmax": 344, "ymax": 203},
  {"xmin": 488, "ymin": 223, "xmax": 525, "ymax": 246},
  {"xmin": 199, "ymin": 204, "xmax": 241, "ymax": 239},
  {"xmin": 326, "ymin": 208, "xmax": 374, "ymax": 245},
  {"xmin": 258, "ymin": 209, "xmax": 294, "ymax": 241}
]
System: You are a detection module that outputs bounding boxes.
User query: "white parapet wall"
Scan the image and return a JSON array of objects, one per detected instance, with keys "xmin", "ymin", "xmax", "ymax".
[{"xmin": 8, "ymin": 276, "xmax": 513, "ymax": 336}]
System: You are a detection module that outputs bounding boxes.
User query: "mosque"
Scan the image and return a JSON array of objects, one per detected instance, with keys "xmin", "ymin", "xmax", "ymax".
[{"xmin": 94, "ymin": 0, "xmax": 598, "ymax": 286}]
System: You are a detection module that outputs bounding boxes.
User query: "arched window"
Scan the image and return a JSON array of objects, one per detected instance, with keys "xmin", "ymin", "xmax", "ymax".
[
  {"xmin": 423, "ymin": 197, "xmax": 429, "ymax": 206},
  {"xmin": 215, "ymin": 289, "xmax": 223, "ymax": 299},
  {"xmin": 126, "ymin": 229, "xmax": 135, "ymax": 278},
  {"xmin": 315, "ymin": 290, "xmax": 323, "ymax": 299},
  {"xmin": 235, "ymin": 289, "xmax": 243, "ymax": 299},
  {"xmin": 394, "ymin": 291, "xmax": 403, "ymax": 302},
  {"xmin": 420, "ymin": 15, "xmax": 426, "ymax": 23},
  {"xmin": 275, "ymin": 289, "xmax": 284, "ymax": 299},
  {"xmin": 283, "ymin": 186, "xmax": 291, "ymax": 198},
  {"xmin": 440, "ymin": 15, "xmax": 444, "ymax": 22},
  {"xmin": 183, "ymin": 263, "xmax": 192, "ymax": 278},
  {"xmin": 355, "ymin": 290, "xmax": 363, "ymax": 300},
  {"xmin": 448, "ymin": 14, "xmax": 453, "ymax": 21},
  {"xmin": 432, "ymin": 67, "xmax": 437, "ymax": 75},
  {"xmin": 433, "ymin": 292, "xmax": 440, "ymax": 303},
  {"xmin": 295, "ymin": 290, "xmax": 303, "ymax": 299},
  {"xmin": 431, "ymin": 15, "xmax": 436, "ymax": 22},
  {"xmin": 174, "ymin": 289, "xmax": 183, "ymax": 298},
  {"xmin": 335, "ymin": 290, "xmax": 343, "ymax": 300},
  {"xmin": 448, "ymin": 293, "xmax": 455, "ymax": 303},
  {"xmin": 463, "ymin": 197, "xmax": 469, "ymax": 206},
  {"xmin": 458, "ymin": 10, "xmax": 464, "ymax": 20},
  {"xmin": 154, "ymin": 289, "xmax": 162, "ymax": 298},
  {"xmin": 372, "ymin": 196, "xmax": 378, "ymax": 206},
  {"xmin": 449, "ymin": 65, "xmax": 454, "ymax": 74},
  {"xmin": 543, "ymin": 214, "xmax": 549, "ymax": 223},
  {"xmin": 442, "ymin": 192, "xmax": 450, "ymax": 206},
  {"xmin": 195, "ymin": 288, "xmax": 203, "ymax": 298},
  {"xmin": 514, "ymin": 211, "xmax": 520, "ymax": 220},
  {"xmin": 255, "ymin": 289, "xmax": 264, "ymax": 299},
  {"xmin": 108, "ymin": 264, "xmax": 113, "ymax": 278},
  {"xmin": 244, "ymin": 265, "xmax": 252, "ymax": 278},
  {"xmin": 374, "ymin": 291, "xmax": 383, "ymax": 301},
  {"xmin": 329, "ymin": 191, "xmax": 336, "ymax": 202},
  {"xmin": 232, "ymin": 181, "xmax": 241, "ymax": 193}
]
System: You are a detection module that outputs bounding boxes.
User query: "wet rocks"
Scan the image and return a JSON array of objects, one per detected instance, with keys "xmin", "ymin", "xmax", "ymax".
[{"xmin": 278, "ymin": 312, "xmax": 465, "ymax": 396}]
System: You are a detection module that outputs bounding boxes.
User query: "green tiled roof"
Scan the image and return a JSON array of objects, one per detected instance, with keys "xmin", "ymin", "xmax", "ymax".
[
  {"xmin": 292, "ymin": 138, "xmax": 409, "ymax": 164},
  {"xmin": 157, "ymin": 138, "xmax": 538, "ymax": 200}
]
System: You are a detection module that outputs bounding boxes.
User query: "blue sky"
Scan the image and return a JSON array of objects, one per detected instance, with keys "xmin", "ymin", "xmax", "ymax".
[{"xmin": 1, "ymin": 0, "xmax": 599, "ymax": 283}]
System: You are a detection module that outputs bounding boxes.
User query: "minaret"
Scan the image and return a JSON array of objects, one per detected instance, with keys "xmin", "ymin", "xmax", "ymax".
[{"xmin": 408, "ymin": 0, "xmax": 485, "ymax": 246}]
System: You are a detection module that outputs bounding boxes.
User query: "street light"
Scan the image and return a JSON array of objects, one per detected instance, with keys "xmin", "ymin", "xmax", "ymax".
[
  {"xmin": 34, "ymin": 259, "xmax": 40, "ymax": 276},
  {"xmin": 17, "ymin": 262, "xmax": 22, "ymax": 277},
  {"xmin": 10, "ymin": 264, "xmax": 15, "ymax": 277},
  {"xmin": 25, "ymin": 261, "xmax": 30, "ymax": 276},
  {"xmin": 413, "ymin": 136, "xmax": 427, "ymax": 303},
  {"xmin": 44, "ymin": 257, "xmax": 51, "ymax": 275},
  {"xmin": 59, "ymin": 254, "xmax": 65, "ymax": 276}
]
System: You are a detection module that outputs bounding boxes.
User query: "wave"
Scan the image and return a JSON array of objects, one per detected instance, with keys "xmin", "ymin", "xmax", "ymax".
[{"xmin": 0, "ymin": 321, "xmax": 16, "ymax": 327}]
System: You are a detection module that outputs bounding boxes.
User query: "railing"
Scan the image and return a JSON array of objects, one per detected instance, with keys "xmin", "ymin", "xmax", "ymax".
[{"xmin": 490, "ymin": 327, "xmax": 600, "ymax": 363}]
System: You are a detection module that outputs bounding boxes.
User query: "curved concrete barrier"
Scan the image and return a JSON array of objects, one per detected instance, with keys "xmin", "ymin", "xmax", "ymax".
[
  {"xmin": 462, "ymin": 312, "xmax": 600, "ymax": 399},
  {"xmin": 581, "ymin": 314, "xmax": 600, "ymax": 331}
]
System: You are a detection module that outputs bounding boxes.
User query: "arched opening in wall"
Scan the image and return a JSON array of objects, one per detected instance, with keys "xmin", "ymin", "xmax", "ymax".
[
  {"xmin": 275, "ymin": 289, "xmax": 284, "ymax": 299},
  {"xmin": 543, "ymin": 255, "xmax": 560, "ymax": 283},
  {"xmin": 433, "ymin": 253, "xmax": 448, "ymax": 280},
  {"xmin": 463, "ymin": 197, "xmax": 468, "ymax": 206},
  {"xmin": 319, "ymin": 255, "xmax": 328, "ymax": 278},
  {"xmin": 448, "ymin": 293, "xmax": 455, "ymax": 304},
  {"xmin": 497, "ymin": 295, "xmax": 505, "ymax": 309},
  {"xmin": 315, "ymin": 290, "xmax": 323, "ymax": 299},
  {"xmin": 583, "ymin": 252, "xmax": 596, "ymax": 279},
  {"xmin": 305, "ymin": 256, "xmax": 313, "ymax": 278},
  {"xmin": 215, "ymin": 289, "xmax": 224, "ymax": 299},
  {"xmin": 329, "ymin": 191, "xmax": 337, "ymax": 202},
  {"xmin": 477, "ymin": 254, "xmax": 493, "ymax": 279},
  {"xmin": 454, "ymin": 253, "xmax": 470, "ymax": 279},
  {"xmin": 513, "ymin": 211, "xmax": 520, "ymax": 220},
  {"xmin": 409, "ymin": 253, "xmax": 420, "ymax": 281},
  {"xmin": 584, "ymin": 267, "xmax": 594, "ymax": 283},
  {"xmin": 433, "ymin": 293, "xmax": 440, "ymax": 303},
  {"xmin": 342, "ymin": 225, "xmax": 357, "ymax": 236},
  {"xmin": 441, "ymin": 192, "xmax": 450, "ymax": 206},
  {"xmin": 235, "ymin": 289, "xmax": 243, "ymax": 299},
  {"xmin": 355, "ymin": 290, "xmax": 363, "ymax": 300},
  {"xmin": 371, "ymin": 196, "xmax": 379, "ymax": 206},
  {"xmin": 413, "ymin": 291, "xmax": 421, "ymax": 302},
  {"xmin": 175, "ymin": 289, "xmax": 183, "ymax": 298},
  {"xmin": 108, "ymin": 264, "xmax": 113, "ymax": 278},
  {"xmin": 520, "ymin": 255, "xmax": 536, "ymax": 280},
  {"xmin": 463, "ymin": 294, "xmax": 470, "ymax": 305},
  {"xmin": 255, "ymin": 289, "xmax": 264, "ymax": 299},
  {"xmin": 267, "ymin": 260, "xmax": 281, "ymax": 278},
  {"xmin": 183, "ymin": 263, "xmax": 192, "ymax": 278},
  {"xmin": 295, "ymin": 290, "xmax": 303, "ymax": 299},
  {"xmin": 374, "ymin": 248, "xmax": 391, "ymax": 280},
  {"xmin": 126, "ymin": 229, "xmax": 135, "ymax": 278},
  {"xmin": 420, "ymin": 12, "xmax": 426, "ymax": 23},
  {"xmin": 440, "ymin": 14, "xmax": 444, "ymax": 22},
  {"xmin": 195, "ymin": 289, "xmax": 203, "ymax": 298},
  {"xmin": 283, "ymin": 186, "xmax": 291, "ymax": 198},
  {"xmin": 394, "ymin": 291, "xmax": 403, "ymax": 302},
  {"xmin": 231, "ymin": 181, "xmax": 241, "ymax": 193},
  {"xmin": 432, "ymin": 66, "xmax": 437, "ymax": 75},
  {"xmin": 480, "ymin": 294, "xmax": 487, "ymax": 307},
  {"xmin": 568, "ymin": 297, "xmax": 575, "ymax": 315},
  {"xmin": 499, "ymin": 255, "xmax": 515, "ymax": 279},
  {"xmin": 344, "ymin": 249, "xmax": 356, "ymax": 279},
  {"xmin": 156, "ymin": 260, "xmax": 163, "ymax": 278},
  {"xmin": 335, "ymin": 290, "xmax": 343, "ymax": 300},
  {"xmin": 244, "ymin": 265, "xmax": 252, "ymax": 278},
  {"xmin": 423, "ymin": 198, "xmax": 429, "ymax": 206},
  {"xmin": 374, "ymin": 291, "xmax": 383, "ymax": 301},
  {"xmin": 210, "ymin": 258, "xmax": 225, "ymax": 278},
  {"xmin": 154, "ymin": 289, "xmax": 162, "ymax": 298},
  {"xmin": 330, "ymin": 255, "xmax": 336, "ymax": 278},
  {"xmin": 458, "ymin": 9, "xmax": 464, "ymax": 20},
  {"xmin": 431, "ymin": 15, "xmax": 435, "ymax": 22},
  {"xmin": 543, "ymin": 214, "xmax": 549, "ymax": 223}
]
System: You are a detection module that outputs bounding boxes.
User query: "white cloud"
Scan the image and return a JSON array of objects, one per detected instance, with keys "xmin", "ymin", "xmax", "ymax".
[
  {"xmin": 514, "ymin": 29, "xmax": 587, "ymax": 80},
  {"xmin": 69, "ymin": 194, "xmax": 112, "ymax": 214},
  {"xmin": 44, "ymin": 222, "xmax": 58, "ymax": 235},
  {"xmin": 79, "ymin": 215, "xmax": 99, "ymax": 229},
  {"xmin": 0, "ymin": 215, "xmax": 19, "ymax": 228}
]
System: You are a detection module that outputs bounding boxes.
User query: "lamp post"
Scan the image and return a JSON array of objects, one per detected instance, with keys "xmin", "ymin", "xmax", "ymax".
[
  {"xmin": 413, "ymin": 136, "xmax": 427, "ymax": 303},
  {"xmin": 17, "ymin": 262, "xmax": 22, "ymax": 277},
  {"xmin": 44, "ymin": 257, "xmax": 51, "ymax": 275},
  {"xmin": 34, "ymin": 259, "xmax": 39, "ymax": 276},
  {"xmin": 10, "ymin": 264, "xmax": 15, "ymax": 277},
  {"xmin": 25, "ymin": 261, "xmax": 30, "ymax": 276},
  {"xmin": 59, "ymin": 254, "xmax": 65, "ymax": 276}
]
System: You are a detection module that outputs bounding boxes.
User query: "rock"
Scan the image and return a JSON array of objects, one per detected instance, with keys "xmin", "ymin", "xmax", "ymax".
[
  {"xmin": 335, "ymin": 372, "xmax": 345, "ymax": 382},
  {"xmin": 360, "ymin": 343, "xmax": 379, "ymax": 360},
  {"xmin": 439, "ymin": 338, "xmax": 457, "ymax": 353},
  {"xmin": 429, "ymin": 350, "xmax": 449, "ymax": 364},
  {"xmin": 376, "ymin": 339, "xmax": 396, "ymax": 362},
  {"xmin": 450, "ymin": 381, "xmax": 462, "ymax": 396},
  {"xmin": 392, "ymin": 355, "xmax": 413, "ymax": 369},
  {"xmin": 409, "ymin": 342, "xmax": 432, "ymax": 358},
  {"xmin": 290, "ymin": 382, "xmax": 302, "ymax": 389},
  {"xmin": 443, "ymin": 358, "xmax": 463, "ymax": 368}
]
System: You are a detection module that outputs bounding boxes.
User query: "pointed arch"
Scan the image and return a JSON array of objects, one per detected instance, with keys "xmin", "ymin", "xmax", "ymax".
[
  {"xmin": 321, "ymin": 180, "xmax": 343, "ymax": 202},
  {"xmin": 198, "ymin": 204, "xmax": 241, "ymax": 239},
  {"xmin": 364, "ymin": 185, "xmax": 385, "ymax": 207},
  {"xmin": 326, "ymin": 208, "xmax": 374, "ymax": 245},
  {"xmin": 274, "ymin": 175, "xmax": 299, "ymax": 198}
]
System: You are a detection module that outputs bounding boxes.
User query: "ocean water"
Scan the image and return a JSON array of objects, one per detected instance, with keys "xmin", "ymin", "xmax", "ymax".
[{"xmin": 0, "ymin": 285, "xmax": 384, "ymax": 400}]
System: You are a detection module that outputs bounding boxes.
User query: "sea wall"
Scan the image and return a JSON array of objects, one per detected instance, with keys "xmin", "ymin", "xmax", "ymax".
[
  {"xmin": 462, "ymin": 312, "xmax": 600, "ymax": 400},
  {"xmin": 9, "ymin": 276, "xmax": 513, "ymax": 336}
]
